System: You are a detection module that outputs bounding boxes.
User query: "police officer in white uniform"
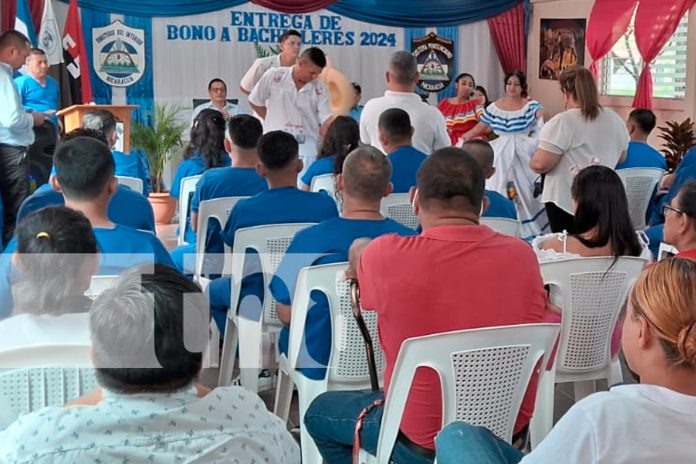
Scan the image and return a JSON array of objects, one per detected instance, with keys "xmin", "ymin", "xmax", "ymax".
[{"xmin": 240, "ymin": 29, "xmax": 302, "ymax": 95}]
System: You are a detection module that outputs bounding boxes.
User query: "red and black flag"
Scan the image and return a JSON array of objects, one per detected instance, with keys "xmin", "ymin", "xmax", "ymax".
[{"xmin": 62, "ymin": 0, "xmax": 93, "ymax": 104}]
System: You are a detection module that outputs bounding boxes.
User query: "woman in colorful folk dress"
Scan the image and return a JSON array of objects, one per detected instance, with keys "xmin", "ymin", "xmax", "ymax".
[{"xmin": 437, "ymin": 73, "xmax": 485, "ymax": 146}]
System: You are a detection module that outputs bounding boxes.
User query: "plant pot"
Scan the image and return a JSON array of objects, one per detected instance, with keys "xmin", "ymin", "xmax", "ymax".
[{"xmin": 149, "ymin": 192, "xmax": 176, "ymax": 225}]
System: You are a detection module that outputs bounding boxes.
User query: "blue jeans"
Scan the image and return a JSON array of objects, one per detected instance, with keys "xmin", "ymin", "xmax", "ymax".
[
  {"xmin": 435, "ymin": 422, "xmax": 523, "ymax": 464},
  {"xmin": 304, "ymin": 390, "xmax": 434, "ymax": 464}
]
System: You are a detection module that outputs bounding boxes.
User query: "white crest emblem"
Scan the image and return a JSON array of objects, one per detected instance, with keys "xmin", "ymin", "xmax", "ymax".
[
  {"xmin": 92, "ymin": 20, "xmax": 145, "ymax": 87},
  {"xmin": 39, "ymin": 19, "xmax": 59, "ymax": 57}
]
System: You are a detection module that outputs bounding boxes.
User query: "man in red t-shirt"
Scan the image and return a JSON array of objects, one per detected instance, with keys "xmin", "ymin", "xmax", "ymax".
[{"xmin": 304, "ymin": 147, "xmax": 548, "ymax": 464}]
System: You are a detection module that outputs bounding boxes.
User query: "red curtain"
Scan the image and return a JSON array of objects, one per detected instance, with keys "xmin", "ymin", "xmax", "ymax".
[
  {"xmin": 1, "ymin": 0, "xmax": 42, "ymax": 35},
  {"xmin": 487, "ymin": 1, "xmax": 526, "ymax": 74},
  {"xmin": 586, "ymin": 0, "xmax": 637, "ymax": 78},
  {"xmin": 632, "ymin": 0, "xmax": 695, "ymax": 108},
  {"xmin": 250, "ymin": 0, "xmax": 337, "ymax": 13}
]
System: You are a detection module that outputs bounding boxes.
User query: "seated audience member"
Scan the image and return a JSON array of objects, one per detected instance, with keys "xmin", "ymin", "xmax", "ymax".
[
  {"xmin": 206, "ymin": 130, "xmax": 338, "ymax": 329},
  {"xmin": 436, "ymin": 257, "xmax": 696, "ymax": 464},
  {"xmin": 300, "ymin": 116, "xmax": 360, "ymax": 190},
  {"xmin": 0, "ymin": 264, "xmax": 300, "ymax": 463},
  {"xmin": 14, "ymin": 48, "xmax": 59, "ymax": 135},
  {"xmin": 462, "ymin": 139, "xmax": 517, "ymax": 220},
  {"xmin": 360, "ymin": 51, "xmax": 450, "ymax": 154},
  {"xmin": 171, "ymin": 108, "xmax": 231, "ymax": 200},
  {"xmin": 661, "ymin": 180, "xmax": 696, "ymax": 260},
  {"xmin": 0, "ymin": 207, "xmax": 97, "ymax": 351},
  {"xmin": 271, "ymin": 146, "xmax": 415, "ymax": 379},
  {"xmin": 0, "ymin": 136, "xmax": 174, "ymax": 317},
  {"xmin": 617, "ymin": 109, "xmax": 667, "ymax": 170},
  {"xmin": 304, "ymin": 147, "xmax": 548, "ymax": 463},
  {"xmin": 349, "ymin": 81, "xmax": 364, "ymax": 121},
  {"xmin": 379, "ymin": 108, "xmax": 428, "ymax": 193},
  {"xmin": 17, "ymin": 128, "xmax": 156, "ymax": 232},
  {"xmin": 82, "ymin": 109, "xmax": 151, "ymax": 195},
  {"xmin": 171, "ymin": 115, "xmax": 267, "ymax": 273},
  {"xmin": 192, "ymin": 77, "xmax": 239, "ymax": 123}
]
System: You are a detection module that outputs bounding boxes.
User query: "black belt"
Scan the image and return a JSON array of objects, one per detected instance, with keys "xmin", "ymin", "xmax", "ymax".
[{"xmin": 397, "ymin": 430, "xmax": 436, "ymax": 461}]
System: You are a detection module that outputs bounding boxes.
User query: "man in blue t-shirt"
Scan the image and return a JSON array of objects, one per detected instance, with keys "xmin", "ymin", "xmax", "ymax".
[
  {"xmin": 0, "ymin": 136, "xmax": 173, "ymax": 317},
  {"xmin": 379, "ymin": 108, "xmax": 428, "ymax": 193},
  {"xmin": 462, "ymin": 140, "xmax": 517, "ymax": 220},
  {"xmin": 207, "ymin": 130, "xmax": 338, "ymax": 329},
  {"xmin": 14, "ymin": 48, "xmax": 59, "ymax": 128},
  {"xmin": 617, "ymin": 109, "xmax": 667, "ymax": 171},
  {"xmin": 82, "ymin": 109, "xmax": 151, "ymax": 196},
  {"xmin": 270, "ymin": 146, "xmax": 416, "ymax": 379},
  {"xmin": 171, "ymin": 115, "xmax": 268, "ymax": 273}
]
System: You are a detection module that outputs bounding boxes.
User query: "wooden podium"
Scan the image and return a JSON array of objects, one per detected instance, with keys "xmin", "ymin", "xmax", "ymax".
[{"xmin": 57, "ymin": 104, "xmax": 139, "ymax": 152}]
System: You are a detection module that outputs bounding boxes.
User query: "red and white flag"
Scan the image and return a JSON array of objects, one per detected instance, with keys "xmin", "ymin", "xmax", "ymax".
[{"xmin": 62, "ymin": 0, "xmax": 93, "ymax": 104}]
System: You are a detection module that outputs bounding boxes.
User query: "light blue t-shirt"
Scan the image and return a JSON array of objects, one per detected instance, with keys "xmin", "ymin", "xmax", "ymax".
[
  {"xmin": 388, "ymin": 145, "xmax": 428, "ymax": 193},
  {"xmin": 0, "ymin": 225, "xmax": 174, "ymax": 317},
  {"xmin": 17, "ymin": 183, "xmax": 156, "ymax": 232},
  {"xmin": 300, "ymin": 155, "xmax": 335, "ymax": 187},
  {"xmin": 170, "ymin": 153, "xmax": 230, "ymax": 199},
  {"xmin": 113, "ymin": 149, "xmax": 151, "ymax": 196},
  {"xmin": 483, "ymin": 189, "xmax": 518, "ymax": 220},
  {"xmin": 616, "ymin": 141, "xmax": 667, "ymax": 170},
  {"xmin": 14, "ymin": 74, "xmax": 59, "ymax": 127},
  {"xmin": 270, "ymin": 217, "xmax": 416, "ymax": 380}
]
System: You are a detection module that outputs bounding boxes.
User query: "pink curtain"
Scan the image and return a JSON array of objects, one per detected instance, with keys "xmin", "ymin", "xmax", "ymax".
[
  {"xmin": 250, "ymin": 0, "xmax": 337, "ymax": 13},
  {"xmin": 487, "ymin": 1, "xmax": 526, "ymax": 74},
  {"xmin": 632, "ymin": 0, "xmax": 696, "ymax": 108},
  {"xmin": 586, "ymin": 0, "xmax": 637, "ymax": 78}
]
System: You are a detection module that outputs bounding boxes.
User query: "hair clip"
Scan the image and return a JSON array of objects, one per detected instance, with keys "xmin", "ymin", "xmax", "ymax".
[{"xmin": 36, "ymin": 231, "xmax": 50, "ymax": 239}]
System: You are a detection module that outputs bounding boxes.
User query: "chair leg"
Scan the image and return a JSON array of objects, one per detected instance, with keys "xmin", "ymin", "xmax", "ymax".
[
  {"xmin": 530, "ymin": 370, "xmax": 555, "ymax": 449},
  {"xmin": 218, "ymin": 317, "xmax": 239, "ymax": 386},
  {"xmin": 274, "ymin": 369, "xmax": 293, "ymax": 423},
  {"xmin": 573, "ymin": 380, "xmax": 596, "ymax": 401},
  {"xmin": 297, "ymin": 384, "xmax": 325, "ymax": 464},
  {"xmin": 237, "ymin": 317, "xmax": 263, "ymax": 393}
]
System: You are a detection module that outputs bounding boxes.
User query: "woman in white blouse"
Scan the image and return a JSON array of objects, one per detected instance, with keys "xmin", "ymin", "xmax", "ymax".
[{"xmin": 530, "ymin": 66, "xmax": 629, "ymax": 233}]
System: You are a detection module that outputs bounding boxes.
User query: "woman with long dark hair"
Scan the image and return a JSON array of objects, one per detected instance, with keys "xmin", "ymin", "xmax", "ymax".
[
  {"xmin": 438, "ymin": 72, "xmax": 485, "ymax": 145},
  {"xmin": 300, "ymin": 116, "xmax": 359, "ymax": 190}
]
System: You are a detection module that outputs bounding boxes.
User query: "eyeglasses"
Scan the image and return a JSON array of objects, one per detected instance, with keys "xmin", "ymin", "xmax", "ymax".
[{"xmin": 663, "ymin": 203, "xmax": 686, "ymax": 216}]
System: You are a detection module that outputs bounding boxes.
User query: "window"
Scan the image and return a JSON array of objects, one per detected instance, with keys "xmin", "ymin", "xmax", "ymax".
[{"xmin": 602, "ymin": 13, "xmax": 688, "ymax": 100}]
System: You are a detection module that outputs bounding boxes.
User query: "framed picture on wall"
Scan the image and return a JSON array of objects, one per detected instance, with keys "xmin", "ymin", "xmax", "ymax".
[{"xmin": 539, "ymin": 18, "xmax": 586, "ymax": 80}]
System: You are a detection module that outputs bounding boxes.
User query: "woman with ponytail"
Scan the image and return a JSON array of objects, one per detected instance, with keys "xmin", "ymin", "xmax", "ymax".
[
  {"xmin": 436, "ymin": 257, "xmax": 696, "ymax": 463},
  {"xmin": 0, "ymin": 206, "xmax": 99, "ymax": 350},
  {"xmin": 530, "ymin": 66, "xmax": 630, "ymax": 233}
]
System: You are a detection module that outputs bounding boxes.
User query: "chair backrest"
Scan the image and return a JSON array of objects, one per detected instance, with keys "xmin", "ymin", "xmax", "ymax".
[
  {"xmin": 192, "ymin": 98, "xmax": 239, "ymax": 109},
  {"xmin": 116, "ymin": 175, "xmax": 144, "ymax": 195},
  {"xmin": 658, "ymin": 242, "xmax": 679, "ymax": 261},
  {"xmin": 380, "ymin": 193, "xmax": 418, "ymax": 230},
  {"xmin": 540, "ymin": 256, "xmax": 647, "ymax": 374},
  {"xmin": 85, "ymin": 275, "xmax": 119, "ymax": 299},
  {"xmin": 480, "ymin": 217, "xmax": 522, "ymax": 237},
  {"xmin": 373, "ymin": 324, "xmax": 560, "ymax": 463},
  {"xmin": 310, "ymin": 174, "xmax": 336, "ymax": 195},
  {"xmin": 177, "ymin": 174, "xmax": 202, "ymax": 246},
  {"xmin": 230, "ymin": 223, "xmax": 315, "ymax": 326},
  {"xmin": 195, "ymin": 196, "xmax": 247, "ymax": 278},
  {"xmin": 287, "ymin": 263, "xmax": 386, "ymax": 387},
  {"xmin": 0, "ymin": 345, "xmax": 97, "ymax": 428},
  {"xmin": 616, "ymin": 167, "xmax": 664, "ymax": 230}
]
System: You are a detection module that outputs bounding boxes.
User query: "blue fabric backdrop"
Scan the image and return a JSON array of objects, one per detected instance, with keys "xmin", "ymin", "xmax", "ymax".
[
  {"xmin": 124, "ymin": 15, "xmax": 155, "ymax": 126},
  {"xmin": 57, "ymin": 0, "xmax": 521, "ymax": 26}
]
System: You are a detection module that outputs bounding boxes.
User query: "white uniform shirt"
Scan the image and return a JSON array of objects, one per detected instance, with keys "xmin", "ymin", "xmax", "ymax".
[
  {"xmin": 538, "ymin": 107, "xmax": 629, "ymax": 213},
  {"xmin": 521, "ymin": 384, "xmax": 696, "ymax": 464},
  {"xmin": 0, "ymin": 62, "xmax": 34, "ymax": 147},
  {"xmin": 0, "ymin": 312, "xmax": 91, "ymax": 353},
  {"xmin": 190, "ymin": 100, "xmax": 239, "ymax": 125},
  {"xmin": 249, "ymin": 66, "xmax": 331, "ymax": 164},
  {"xmin": 240, "ymin": 54, "xmax": 281, "ymax": 93},
  {"xmin": 360, "ymin": 90, "xmax": 450, "ymax": 154}
]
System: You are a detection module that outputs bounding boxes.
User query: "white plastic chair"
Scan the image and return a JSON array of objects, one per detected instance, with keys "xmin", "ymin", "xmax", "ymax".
[
  {"xmin": 310, "ymin": 173, "xmax": 336, "ymax": 197},
  {"xmin": 617, "ymin": 167, "xmax": 664, "ymax": 230},
  {"xmin": 529, "ymin": 256, "xmax": 647, "ymax": 448},
  {"xmin": 357, "ymin": 324, "xmax": 560, "ymax": 464},
  {"xmin": 0, "ymin": 345, "xmax": 97, "ymax": 429},
  {"xmin": 218, "ymin": 223, "xmax": 315, "ymax": 391},
  {"xmin": 194, "ymin": 196, "xmax": 247, "ymax": 281},
  {"xmin": 380, "ymin": 193, "xmax": 418, "ymax": 229},
  {"xmin": 274, "ymin": 263, "xmax": 386, "ymax": 464},
  {"xmin": 116, "ymin": 175, "xmax": 144, "ymax": 195},
  {"xmin": 85, "ymin": 275, "xmax": 119, "ymax": 299},
  {"xmin": 481, "ymin": 217, "xmax": 522, "ymax": 237},
  {"xmin": 177, "ymin": 174, "xmax": 202, "ymax": 246},
  {"xmin": 658, "ymin": 242, "xmax": 678, "ymax": 260}
]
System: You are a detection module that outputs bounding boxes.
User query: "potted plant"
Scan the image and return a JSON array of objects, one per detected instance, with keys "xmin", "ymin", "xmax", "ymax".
[
  {"xmin": 131, "ymin": 103, "xmax": 187, "ymax": 224},
  {"xmin": 658, "ymin": 118, "xmax": 696, "ymax": 172}
]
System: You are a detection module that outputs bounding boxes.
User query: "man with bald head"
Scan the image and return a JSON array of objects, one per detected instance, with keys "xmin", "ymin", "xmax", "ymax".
[
  {"xmin": 305, "ymin": 147, "xmax": 547, "ymax": 463},
  {"xmin": 360, "ymin": 50, "xmax": 449, "ymax": 154},
  {"xmin": 462, "ymin": 139, "xmax": 517, "ymax": 219},
  {"xmin": 270, "ymin": 146, "xmax": 416, "ymax": 380}
]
